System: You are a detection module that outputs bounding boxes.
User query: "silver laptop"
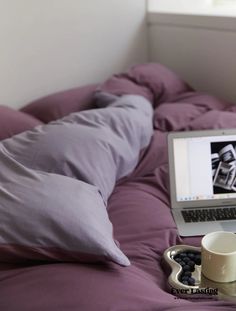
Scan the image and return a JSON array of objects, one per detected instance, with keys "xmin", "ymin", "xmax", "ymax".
[{"xmin": 168, "ymin": 129, "xmax": 236, "ymax": 236}]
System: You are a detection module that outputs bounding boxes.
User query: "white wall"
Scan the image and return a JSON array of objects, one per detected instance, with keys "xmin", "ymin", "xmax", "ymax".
[
  {"xmin": 0, "ymin": 0, "xmax": 147, "ymax": 108},
  {"xmin": 148, "ymin": 4, "xmax": 236, "ymax": 103}
]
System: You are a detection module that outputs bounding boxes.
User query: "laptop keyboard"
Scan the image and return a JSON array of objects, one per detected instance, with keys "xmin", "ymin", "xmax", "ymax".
[{"xmin": 182, "ymin": 207, "xmax": 236, "ymax": 223}]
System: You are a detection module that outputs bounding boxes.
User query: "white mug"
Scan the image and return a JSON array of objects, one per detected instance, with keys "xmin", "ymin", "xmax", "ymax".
[{"xmin": 201, "ymin": 231, "xmax": 236, "ymax": 283}]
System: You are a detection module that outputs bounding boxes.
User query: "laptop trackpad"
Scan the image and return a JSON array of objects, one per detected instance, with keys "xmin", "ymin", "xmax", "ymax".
[{"xmin": 220, "ymin": 221, "xmax": 236, "ymax": 232}]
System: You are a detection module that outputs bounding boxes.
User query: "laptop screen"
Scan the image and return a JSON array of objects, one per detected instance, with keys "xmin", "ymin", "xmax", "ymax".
[{"xmin": 173, "ymin": 134, "xmax": 236, "ymax": 203}]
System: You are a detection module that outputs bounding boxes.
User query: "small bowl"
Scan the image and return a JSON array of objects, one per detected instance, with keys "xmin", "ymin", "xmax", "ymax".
[
  {"xmin": 163, "ymin": 245, "xmax": 201, "ymax": 290},
  {"xmin": 163, "ymin": 244, "xmax": 236, "ymax": 301}
]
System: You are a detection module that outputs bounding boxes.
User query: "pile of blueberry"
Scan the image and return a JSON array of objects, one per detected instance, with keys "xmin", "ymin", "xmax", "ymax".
[{"xmin": 173, "ymin": 251, "xmax": 201, "ymax": 286}]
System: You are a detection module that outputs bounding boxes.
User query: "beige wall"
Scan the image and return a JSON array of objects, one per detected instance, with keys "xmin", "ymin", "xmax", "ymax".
[{"xmin": 0, "ymin": 0, "xmax": 147, "ymax": 108}]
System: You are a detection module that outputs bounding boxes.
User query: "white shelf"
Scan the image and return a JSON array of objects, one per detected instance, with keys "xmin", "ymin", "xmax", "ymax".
[
  {"xmin": 148, "ymin": 0, "xmax": 236, "ymax": 18},
  {"xmin": 148, "ymin": 1, "xmax": 236, "ymax": 32}
]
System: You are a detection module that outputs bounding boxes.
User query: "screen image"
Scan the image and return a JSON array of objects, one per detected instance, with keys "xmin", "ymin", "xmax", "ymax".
[
  {"xmin": 211, "ymin": 141, "xmax": 236, "ymax": 194},
  {"xmin": 173, "ymin": 134, "xmax": 236, "ymax": 202}
]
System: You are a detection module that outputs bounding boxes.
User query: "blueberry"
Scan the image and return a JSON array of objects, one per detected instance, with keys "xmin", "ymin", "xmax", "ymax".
[
  {"xmin": 183, "ymin": 271, "xmax": 191, "ymax": 277},
  {"xmin": 174, "ymin": 257, "xmax": 182, "ymax": 263},
  {"xmin": 182, "ymin": 280, "xmax": 189, "ymax": 285},
  {"xmin": 188, "ymin": 260, "xmax": 195, "ymax": 267},
  {"xmin": 183, "ymin": 257, "xmax": 190, "ymax": 263},
  {"xmin": 182, "ymin": 264, "xmax": 191, "ymax": 272},
  {"xmin": 181, "ymin": 276, "xmax": 189, "ymax": 282},
  {"xmin": 186, "ymin": 261, "xmax": 194, "ymax": 271},
  {"xmin": 188, "ymin": 277, "xmax": 195, "ymax": 286},
  {"xmin": 187, "ymin": 252, "xmax": 195, "ymax": 260},
  {"xmin": 179, "ymin": 261, "xmax": 185, "ymax": 267},
  {"xmin": 179, "ymin": 252, "xmax": 187, "ymax": 259},
  {"xmin": 195, "ymin": 254, "xmax": 201, "ymax": 265}
]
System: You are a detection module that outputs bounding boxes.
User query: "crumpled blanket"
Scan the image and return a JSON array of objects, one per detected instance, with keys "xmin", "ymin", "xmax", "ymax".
[
  {"xmin": 3, "ymin": 94, "xmax": 153, "ymax": 202},
  {"xmin": 0, "ymin": 94, "xmax": 153, "ymax": 265}
]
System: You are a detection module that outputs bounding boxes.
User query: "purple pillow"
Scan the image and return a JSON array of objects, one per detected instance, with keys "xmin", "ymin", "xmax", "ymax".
[
  {"xmin": 99, "ymin": 63, "xmax": 192, "ymax": 107},
  {"xmin": 186, "ymin": 110, "xmax": 236, "ymax": 131},
  {"xmin": 153, "ymin": 92, "xmax": 230, "ymax": 131},
  {"xmin": 0, "ymin": 106, "xmax": 42, "ymax": 140},
  {"xmin": 123, "ymin": 63, "xmax": 193, "ymax": 105},
  {"xmin": 154, "ymin": 103, "xmax": 207, "ymax": 131},
  {"xmin": 21, "ymin": 84, "xmax": 98, "ymax": 123}
]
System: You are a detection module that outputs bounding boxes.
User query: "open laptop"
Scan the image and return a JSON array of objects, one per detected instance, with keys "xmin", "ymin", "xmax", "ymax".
[{"xmin": 168, "ymin": 129, "xmax": 236, "ymax": 236}]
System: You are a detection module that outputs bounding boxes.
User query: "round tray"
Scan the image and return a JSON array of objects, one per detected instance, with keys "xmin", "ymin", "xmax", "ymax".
[{"xmin": 163, "ymin": 244, "xmax": 236, "ymax": 301}]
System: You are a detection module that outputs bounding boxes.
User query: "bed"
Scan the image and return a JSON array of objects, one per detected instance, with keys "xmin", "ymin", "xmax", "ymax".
[{"xmin": 0, "ymin": 63, "xmax": 235, "ymax": 310}]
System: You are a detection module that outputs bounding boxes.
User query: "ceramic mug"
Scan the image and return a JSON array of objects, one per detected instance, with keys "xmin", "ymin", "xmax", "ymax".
[{"xmin": 201, "ymin": 231, "xmax": 236, "ymax": 283}]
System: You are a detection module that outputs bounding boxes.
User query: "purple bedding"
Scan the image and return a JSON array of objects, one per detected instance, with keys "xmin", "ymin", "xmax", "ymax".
[{"xmin": 0, "ymin": 63, "xmax": 236, "ymax": 310}]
